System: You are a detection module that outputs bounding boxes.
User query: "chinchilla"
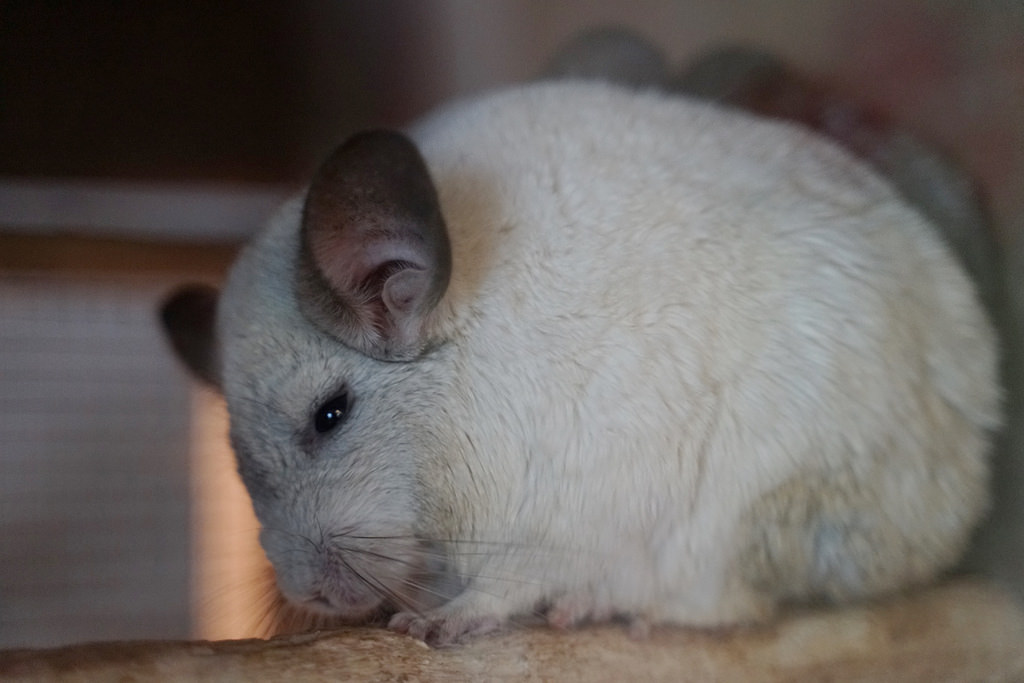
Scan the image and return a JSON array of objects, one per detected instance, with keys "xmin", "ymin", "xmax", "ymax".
[{"xmin": 162, "ymin": 47, "xmax": 1001, "ymax": 646}]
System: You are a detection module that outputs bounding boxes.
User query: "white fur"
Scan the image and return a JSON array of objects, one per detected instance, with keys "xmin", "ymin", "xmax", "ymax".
[{"xmin": 216, "ymin": 82, "xmax": 999, "ymax": 642}]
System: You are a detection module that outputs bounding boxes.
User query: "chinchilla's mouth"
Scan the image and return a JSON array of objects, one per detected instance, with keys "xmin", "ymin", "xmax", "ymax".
[
  {"xmin": 295, "ymin": 595, "xmax": 393, "ymax": 629},
  {"xmin": 282, "ymin": 536, "xmax": 470, "ymax": 622}
]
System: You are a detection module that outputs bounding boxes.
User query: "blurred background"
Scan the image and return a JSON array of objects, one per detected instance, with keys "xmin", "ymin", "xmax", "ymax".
[{"xmin": 1, "ymin": 0, "xmax": 1022, "ymax": 648}]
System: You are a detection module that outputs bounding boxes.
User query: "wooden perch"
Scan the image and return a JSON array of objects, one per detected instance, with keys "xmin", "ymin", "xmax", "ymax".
[{"xmin": 2, "ymin": 579, "xmax": 1023, "ymax": 682}]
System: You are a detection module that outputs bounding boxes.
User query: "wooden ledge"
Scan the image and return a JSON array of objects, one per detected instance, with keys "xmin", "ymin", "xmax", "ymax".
[{"xmin": 2, "ymin": 579, "xmax": 1023, "ymax": 682}]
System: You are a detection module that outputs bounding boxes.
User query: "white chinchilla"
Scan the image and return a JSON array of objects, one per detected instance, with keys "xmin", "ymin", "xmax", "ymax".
[{"xmin": 162, "ymin": 76, "xmax": 1000, "ymax": 646}]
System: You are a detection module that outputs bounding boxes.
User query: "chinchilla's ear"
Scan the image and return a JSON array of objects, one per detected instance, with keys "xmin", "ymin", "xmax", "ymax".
[
  {"xmin": 160, "ymin": 284, "xmax": 221, "ymax": 388},
  {"xmin": 295, "ymin": 129, "xmax": 452, "ymax": 362}
]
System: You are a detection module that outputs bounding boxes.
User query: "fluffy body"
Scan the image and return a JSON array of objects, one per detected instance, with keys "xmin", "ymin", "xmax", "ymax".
[{"xmin": 215, "ymin": 82, "xmax": 998, "ymax": 644}]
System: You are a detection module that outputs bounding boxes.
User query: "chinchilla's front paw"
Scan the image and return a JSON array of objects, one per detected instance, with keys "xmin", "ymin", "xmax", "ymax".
[
  {"xmin": 544, "ymin": 593, "xmax": 613, "ymax": 630},
  {"xmin": 388, "ymin": 608, "xmax": 504, "ymax": 647}
]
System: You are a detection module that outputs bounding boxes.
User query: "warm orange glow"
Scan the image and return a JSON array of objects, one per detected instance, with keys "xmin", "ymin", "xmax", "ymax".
[{"xmin": 189, "ymin": 388, "xmax": 269, "ymax": 640}]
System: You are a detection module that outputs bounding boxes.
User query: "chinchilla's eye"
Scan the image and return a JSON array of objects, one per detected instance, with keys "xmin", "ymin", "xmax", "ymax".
[{"xmin": 314, "ymin": 392, "xmax": 350, "ymax": 434}]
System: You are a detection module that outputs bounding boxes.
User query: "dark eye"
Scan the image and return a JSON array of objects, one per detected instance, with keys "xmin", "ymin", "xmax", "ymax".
[{"xmin": 314, "ymin": 392, "xmax": 350, "ymax": 434}]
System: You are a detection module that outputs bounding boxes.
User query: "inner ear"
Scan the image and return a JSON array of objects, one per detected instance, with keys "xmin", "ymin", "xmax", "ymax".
[
  {"xmin": 383, "ymin": 268, "xmax": 431, "ymax": 313},
  {"xmin": 296, "ymin": 130, "xmax": 452, "ymax": 361}
]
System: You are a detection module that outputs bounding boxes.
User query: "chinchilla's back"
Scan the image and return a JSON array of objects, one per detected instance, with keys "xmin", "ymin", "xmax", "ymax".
[{"xmin": 407, "ymin": 82, "xmax": 997, "ymax": 457}]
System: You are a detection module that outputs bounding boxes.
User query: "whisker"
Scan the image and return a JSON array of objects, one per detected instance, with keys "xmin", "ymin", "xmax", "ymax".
[
  {"xmin": 249, "ymin": 582, "xmax": 289, "ymax": 637},
  {"xmin": 327, "ymin": 533, "xmax": 584, "ymax": 565},
  {"xmin": 341, "ymin": 555, "xmax": 413, "ymax": 612},
  {"xmin": 337, "ymin": 533, "xmax": 554, "ymax": 551},
  {"xmin": 331, "ymin": 544, "xmax": 425, "ymax": 570}
]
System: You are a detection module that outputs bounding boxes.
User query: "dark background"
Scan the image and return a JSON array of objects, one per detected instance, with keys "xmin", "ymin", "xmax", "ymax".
[{"xmin": 0, "ymin": 2, "xmax": 442, "ymax": 183}]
